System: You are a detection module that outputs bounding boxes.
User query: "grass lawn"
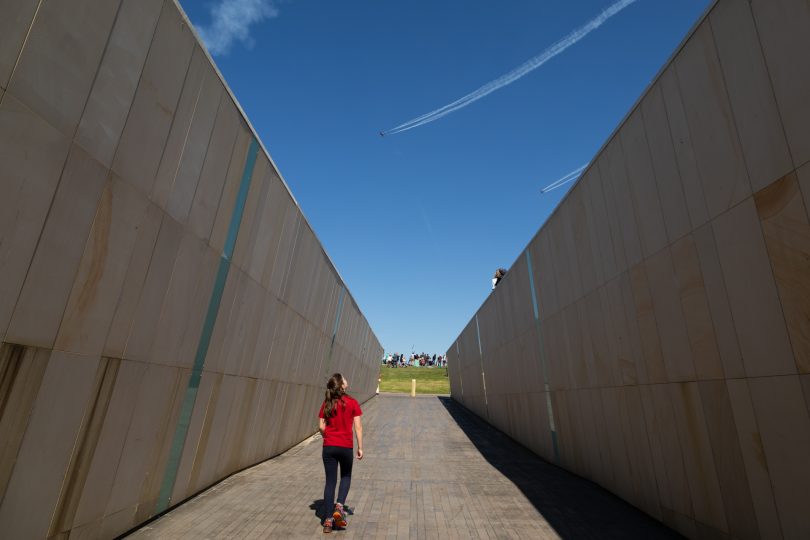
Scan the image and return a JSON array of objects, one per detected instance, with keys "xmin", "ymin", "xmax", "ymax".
[{"xmin": 377, "ymin": 365, "xmax": 450, "ymax": 395}]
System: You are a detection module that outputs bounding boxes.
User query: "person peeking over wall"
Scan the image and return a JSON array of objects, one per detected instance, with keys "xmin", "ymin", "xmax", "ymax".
[{"xmin": 492, "ymin": 268, "xmax": 507, "ymax": 290}]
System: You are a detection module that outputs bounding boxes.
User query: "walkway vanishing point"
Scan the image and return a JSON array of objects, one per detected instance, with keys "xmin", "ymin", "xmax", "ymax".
[{"xmin": 125, "ymin": 394, "xmax": 680, "ymax": 539}]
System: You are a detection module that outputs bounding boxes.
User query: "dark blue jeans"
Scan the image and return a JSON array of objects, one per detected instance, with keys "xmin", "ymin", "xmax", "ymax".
[{"xmin": 322, "ymin": 446, "xmax": 353, "ymax": 517}]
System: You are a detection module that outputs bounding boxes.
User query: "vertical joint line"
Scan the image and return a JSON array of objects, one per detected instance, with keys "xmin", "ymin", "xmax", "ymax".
[
  {"xmin": 475, "ymin": 315, "xmax": 489, "ymax": 415},
  {"xmin": 325, "ymin": 285, "xmax": 346, "ymax": 375},
  {"xmin": 456, "ymin": 341, "xmax": 463, "ymax": 397},
  {"xmin": 474, "ymin": 314, "xmax": 483, "ymax": 357}
]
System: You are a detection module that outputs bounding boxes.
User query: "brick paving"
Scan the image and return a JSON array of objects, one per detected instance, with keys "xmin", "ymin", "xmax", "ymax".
[{"xmin": 126, "ymin": 394, "xmax": 681, "ymax": 539}]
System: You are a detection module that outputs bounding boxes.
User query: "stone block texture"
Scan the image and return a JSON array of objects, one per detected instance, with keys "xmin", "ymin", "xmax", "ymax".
[
  {"xmin": 0, "ymin": 1, "xmax": 382, "ymax": 538},
  {"xmin": 447, "ymin": 1, "xmax": 810, "ymax": 539}
]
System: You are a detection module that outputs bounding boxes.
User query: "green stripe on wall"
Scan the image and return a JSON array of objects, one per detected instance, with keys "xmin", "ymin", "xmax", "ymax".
[
  {"xmin": 156, "ymin": 138, "xmax": 260, "ymax": 513},
  {"xmin": 526, "ymin": 248, "xmax": 560, "ymax": 464}
]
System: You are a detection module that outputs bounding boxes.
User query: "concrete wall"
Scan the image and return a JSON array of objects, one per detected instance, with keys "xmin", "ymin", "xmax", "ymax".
[
  {"xmin": 0, "ymin": 1, "xmax": 382, "ymax": 538},
  {"xmin": 447, "ymin": 0, "xmax": 810, "ymax": 538}
]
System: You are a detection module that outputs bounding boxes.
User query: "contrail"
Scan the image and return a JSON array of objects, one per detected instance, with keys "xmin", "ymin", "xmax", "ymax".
[
  {"xmin": 541, "ymin": 163, "xmax": 588, "ymax": 193},
  {"xmin": 381, "ymin": 0, "xmax": 640, "ymax": 136}
]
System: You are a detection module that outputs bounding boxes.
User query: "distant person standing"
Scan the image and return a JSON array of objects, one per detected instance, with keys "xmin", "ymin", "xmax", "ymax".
[{"xmin": 318, "ymin": 373, "xmax": 364, "ymax": 533}]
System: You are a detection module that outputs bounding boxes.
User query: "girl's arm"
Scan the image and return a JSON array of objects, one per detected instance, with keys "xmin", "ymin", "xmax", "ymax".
[
  {"xmin": 319, "ymin": 417, "xmax": 326, "ymax": 435},
  {"xmin": 353, "ymin": 416, "xmax": 364, "ymax": 459}
]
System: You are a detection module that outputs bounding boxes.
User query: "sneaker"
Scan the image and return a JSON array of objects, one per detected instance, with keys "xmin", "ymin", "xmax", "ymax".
[
  {"xmin": 333, "ymin": 503, "xmax": 347, "ymax": 528},
  {"xmin": 323, "ymin": 518, "xmax": 333, "ymax": 534}
]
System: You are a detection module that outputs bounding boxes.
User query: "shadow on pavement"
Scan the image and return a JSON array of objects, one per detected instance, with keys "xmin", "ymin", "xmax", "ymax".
[
  {"xmin": 437, "ymin": 396, "xmax": 683, "ymax": 539},
  {"xmin": 309, "ymin": 499, "xmax": 355, "ymax": 522},
  {"xmin": 309, "ymin": 499, "xmax": 325, "ymax": 521}
]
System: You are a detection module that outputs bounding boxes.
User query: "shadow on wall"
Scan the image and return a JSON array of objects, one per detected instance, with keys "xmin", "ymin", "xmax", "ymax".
[{"xmin": 437, "ymin": 397, "xmax": 683, "ymax": 539}]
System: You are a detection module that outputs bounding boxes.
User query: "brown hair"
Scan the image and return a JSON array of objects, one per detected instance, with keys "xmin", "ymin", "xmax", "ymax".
[{"xmin": 323, "ymin": 373, "xmax": 346, "ymax": 424}]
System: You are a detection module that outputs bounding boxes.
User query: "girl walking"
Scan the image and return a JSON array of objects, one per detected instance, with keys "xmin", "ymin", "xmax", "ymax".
[{"xmin": 318, "ymin": 373, "xmax": 363, "ymax": 533}]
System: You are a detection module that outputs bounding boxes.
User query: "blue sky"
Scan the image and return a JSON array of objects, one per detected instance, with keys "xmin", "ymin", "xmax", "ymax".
[{"xmin": 178, "ymin": 0, "xmax": 711, "ymax": 357}]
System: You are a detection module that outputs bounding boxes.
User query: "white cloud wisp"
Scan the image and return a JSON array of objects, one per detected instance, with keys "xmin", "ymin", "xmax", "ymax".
[
  {"xmin": 197, "ymin": 0, "xmax": 278, "ymax": 56},
  {"xmin": 381, "ymin": 0, "xmax": 640, "ymax": 136}
]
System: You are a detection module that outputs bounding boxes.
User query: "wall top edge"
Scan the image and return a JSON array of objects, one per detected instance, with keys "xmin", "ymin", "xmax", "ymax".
[
  {"xmin": 445, "ymin": 0, "xmax": 721, "ymax": 354},
  {"xmin": 170, "ymin": 0, "xmax": 376, "ymax": 338}
]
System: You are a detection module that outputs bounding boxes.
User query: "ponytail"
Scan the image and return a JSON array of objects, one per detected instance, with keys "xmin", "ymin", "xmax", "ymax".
[{"xmin": 323, "ymin": 373, "xmax": 346, "ymax": 424}]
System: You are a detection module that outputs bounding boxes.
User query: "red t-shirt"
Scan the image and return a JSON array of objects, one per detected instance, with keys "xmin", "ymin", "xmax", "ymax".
[{"xmin": 318, "ymin": 395, "xmax": 362, "ymax": 448}]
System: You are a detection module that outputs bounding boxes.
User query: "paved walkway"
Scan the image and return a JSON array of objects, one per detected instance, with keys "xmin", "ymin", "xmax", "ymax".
[{"xmin": 126, "ymin": 394, "xmax": 680, "ymax": 539}]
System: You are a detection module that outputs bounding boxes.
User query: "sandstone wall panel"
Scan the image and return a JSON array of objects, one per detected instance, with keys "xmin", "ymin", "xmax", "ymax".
[
  {"xmin": 448, "ymin": 1, "xmax": 810, "ymax": 537},
  {"xmin": 0, "ymin": 1, "xmax": 382, "ymax": 537}
]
